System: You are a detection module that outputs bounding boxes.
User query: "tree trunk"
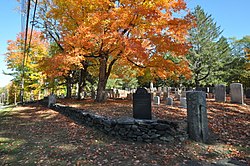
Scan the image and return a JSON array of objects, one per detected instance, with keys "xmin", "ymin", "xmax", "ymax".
[
  {"xmin": 66, "ymin": 77, "xmax": 72, "ymax": 98},
  {"xmin": 77, "ymin": 69, "xmax": 84, "ymax": 100},
  {"xmin": 95, "ymin": 57, "xmax": 108, "ymax": 102},
  {"xmin": 195, "ymin": 78, "xmax": 199, "ymax": 90}
]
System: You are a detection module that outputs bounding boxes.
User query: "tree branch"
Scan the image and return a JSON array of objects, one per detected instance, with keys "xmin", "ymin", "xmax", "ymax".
[
  {"xmin": 197, "ymin": 68, "xmax": 210, "ymax": 82},
  {"xmin": 127, "ymin": 57, "xmax": 147, "ymax": 68}
]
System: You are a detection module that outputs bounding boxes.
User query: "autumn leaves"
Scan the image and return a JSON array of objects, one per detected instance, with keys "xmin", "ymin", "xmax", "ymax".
[{"xmin": 6, "ymin": 0, "xmax": 195, "ymax": 102}]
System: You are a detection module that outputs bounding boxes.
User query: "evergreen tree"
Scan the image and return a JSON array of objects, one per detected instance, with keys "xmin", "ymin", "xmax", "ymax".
[{"xmin": 187, "ymin": 6, "xmax": 230, "ymax": 88}]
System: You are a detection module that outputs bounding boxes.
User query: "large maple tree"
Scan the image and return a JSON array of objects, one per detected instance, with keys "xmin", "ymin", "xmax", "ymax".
[{"xmin": 42, "ymin": 0, "xmax": 194, "ymax": 102}]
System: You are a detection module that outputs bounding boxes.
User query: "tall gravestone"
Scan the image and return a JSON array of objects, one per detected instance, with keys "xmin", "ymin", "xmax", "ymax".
[
  {"xmin": 133, "ymin": 88, "xmax": 152, "ymax": 119},
  {"xmin": 186, "ymin": 91, "xmax": 208, "ymax": 143},
  {"xmin": 215, "ymin": 84, "xmax": 226, "ymax": 102},
  {"xmin": 230, "ymin": 83, "xmax": 244, "ymax": 104}
]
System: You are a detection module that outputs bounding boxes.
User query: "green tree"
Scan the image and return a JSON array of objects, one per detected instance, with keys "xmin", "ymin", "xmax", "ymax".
[
  {"xmin": 227, "ymin": 36, "xmax": 250, "ymax": 87},
  {"xmin": 187, "ymin": 6, "xmax": 230, "ymax": 88}
]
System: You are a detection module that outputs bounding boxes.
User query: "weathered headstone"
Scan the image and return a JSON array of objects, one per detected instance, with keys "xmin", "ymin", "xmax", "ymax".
[
  {"xmin": 48, "ymin": 94, "xmax": 56, "ymax": 107},
  {"xmin": 133, "ymin": 88, "xmax": 152, "ymax": 119},
  {"xmin": 153, "ymin": 96, "xmax": 160, "ymax": 105},
  {"xmin": 230, "ymin": 83, "xmax": 244, "ymax": 104},
  {"xmin": 166, "ymin": 97, "xmax": 173, "ymax": 106},
  {"xmin": 215, "ymin": 84, "xmax": 226, "ymax": 102},
  {"xmin": 186, "ymin": 91, "xmax": 208, "ymax": 143},
  {"xmin": 163, "ymin": 91, "xmax": 169, "ymax": 99},
  {"xmin": 246, "ymin": 89, "xmax": 250, "ymax": 98},
  {"xmin": 180, "ymin": 97, "xmax": 187, "ymax": 108}
]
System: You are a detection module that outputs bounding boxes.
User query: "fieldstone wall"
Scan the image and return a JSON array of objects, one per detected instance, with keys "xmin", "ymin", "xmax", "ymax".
[{"xmin": 50, "ymin": 103, "xmax": 187, "ymax": 143}]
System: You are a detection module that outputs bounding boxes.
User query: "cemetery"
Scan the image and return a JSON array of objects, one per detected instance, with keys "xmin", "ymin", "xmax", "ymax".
[
  {"xmin": 1, "ymin": 85, "xmax": 249, "ymax": 165},
  {"xmin": 1, "ymin": 0, "xmax": 250, "ymax": 165}
]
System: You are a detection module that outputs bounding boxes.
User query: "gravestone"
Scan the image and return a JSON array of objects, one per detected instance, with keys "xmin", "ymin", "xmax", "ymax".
[
  {"xmin": 163, "ymin": 91, "xmax": 169, "ymax": 99},
  {"xmin": 215, "ymin": 84, "xmax": 226, "ymax": 102},
  {"xmin": 186, "ymin": 91, "xmax": 208, "ymax": 143},
  {"xmin": 230, "ymin": 83, "xmax": 244, "ymax": 104},
  {"xmin": 48, "ymin": 94, "xmax": 56, "ymax": 107},
  {"xmin": 153, "ymin": 96, "xmax": 160, "ymax": 105},
  {"xmin": 166, "ymin": 97, "xmax": 173, "ymax": 106},
  {"xmin": 246, "ymin": 89, "xmax": 250, "ymax": 98},
  {"xmin": 150, "ymin": 82, "xmax": 154, "ymax": 92},
  {"xmin": 175, "ymin": 88, "xmax": 181, "ymax": 100},
  {"xmin": 156, "ymin": 92, "xmax": 162, "ymax": 99},
  {"xmin": 180, "ymin": 97, "xmax": 187, "ymax": 108},
  {"xmin": 133, "ymin": 88, "xmax": 152, "ymax": 119}
]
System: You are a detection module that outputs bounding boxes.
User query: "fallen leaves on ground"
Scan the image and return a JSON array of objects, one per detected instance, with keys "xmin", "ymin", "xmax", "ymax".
[{"xmin": 0, "ymin": 98, "xmax": 249, "ymax": 165}]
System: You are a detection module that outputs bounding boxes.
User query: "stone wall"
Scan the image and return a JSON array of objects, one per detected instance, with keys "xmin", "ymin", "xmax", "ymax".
[{"xmin": 51, "ymin": 104, "xmax": 187, "ymax": 143}]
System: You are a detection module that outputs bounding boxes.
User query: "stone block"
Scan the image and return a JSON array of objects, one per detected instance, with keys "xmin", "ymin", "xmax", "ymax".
[
  {"xmin": 186, "ymin": 91, "xmax": 208, "ymax": 143},
  {"xmin": 215, "ymin": 84, "xmax": 226, "ymax": 102},
  {"xmin": 230, "ymin": 83, "xmax": 244, "ymax": 104},
  {"xmin": 133, "ymin": 88, "xmax": 152, "ymax": 119}
]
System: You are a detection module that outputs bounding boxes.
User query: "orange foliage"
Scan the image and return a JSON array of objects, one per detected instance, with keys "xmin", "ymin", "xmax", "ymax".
[
  {"xmin": 6, "ymin": 30, "xmax": 48, "ymax": 70},
  {"xmin": 44, "ymin": 0, "xmax": 195, "ymax": 80}
]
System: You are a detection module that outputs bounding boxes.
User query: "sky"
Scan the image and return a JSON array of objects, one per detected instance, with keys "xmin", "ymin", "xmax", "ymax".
[{"xmin": 0, "ymin": 0, "xmax": 250, "ymax": 88}]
